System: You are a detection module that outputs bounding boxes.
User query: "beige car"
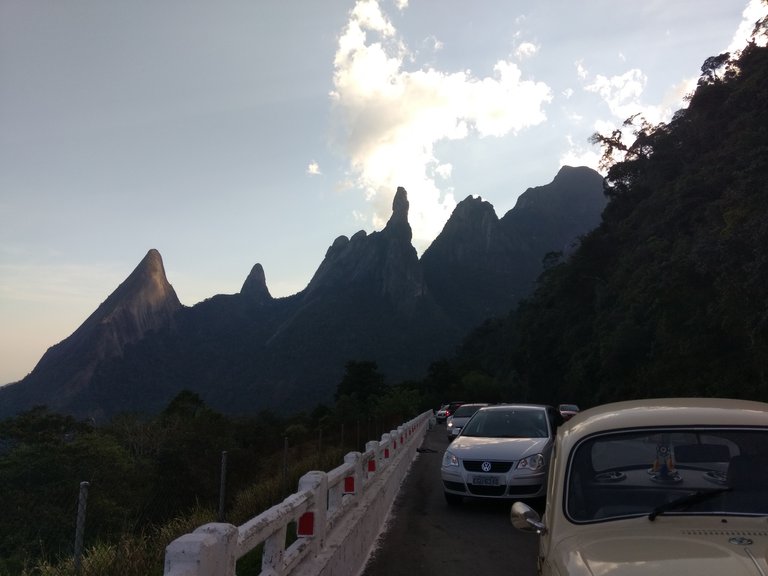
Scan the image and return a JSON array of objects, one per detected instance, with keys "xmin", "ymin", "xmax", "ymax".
[{"xmin": 511, "ymin": 398, "xmax": 768, "ymax": 575}]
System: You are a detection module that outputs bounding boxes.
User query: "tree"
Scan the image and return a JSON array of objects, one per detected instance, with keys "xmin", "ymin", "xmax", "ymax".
[{"xmin": 334, "ymin": 361, "xmax": 386, "ymax": 404}]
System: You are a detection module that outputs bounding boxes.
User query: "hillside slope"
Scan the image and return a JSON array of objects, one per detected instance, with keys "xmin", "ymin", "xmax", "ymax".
[{"xmin": 456, "ymin": 42, "xmax": 768, "ymax": 407}]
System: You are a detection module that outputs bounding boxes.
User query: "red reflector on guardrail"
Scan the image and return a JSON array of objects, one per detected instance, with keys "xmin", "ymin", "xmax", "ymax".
[
  {"xmin": 298, "ymin": 512, "xmax": 314, "ymax": 537},
  {"xmin": 384, "ymin": 448, "xmax": 390, "ymax": 458},
  {"xmin": 368, "ymin": 459, "xmax": 376, "ymax": 472},
  {"xmin": 344, "ymin": 476, "xmax": 355, "ymax": 494}
]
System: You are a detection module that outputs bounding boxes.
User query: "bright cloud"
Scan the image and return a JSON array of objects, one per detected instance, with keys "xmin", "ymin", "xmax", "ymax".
[
  {"xmin": 729, "ymin": 0, "xmax": 768, "ymax": 51},
  {"xmin": 515, "ymin": 42, "xmax": 538, "ymax": 60},
  {"xmin": 306, "ymin": 161, "xmax": 322, "ymax": 175},
  {"xmin": 585, "ymin": 69, "xmax": 647, "ymax": 120},
  {"xmin": 331, "ymin": 0, "xmax": 552, "ymax": 251}
]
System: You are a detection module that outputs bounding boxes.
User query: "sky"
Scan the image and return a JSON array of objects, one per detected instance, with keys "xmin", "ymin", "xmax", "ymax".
[{"xmin": 1, "ymin": 0, "xmax": 766, "ymax": 385}]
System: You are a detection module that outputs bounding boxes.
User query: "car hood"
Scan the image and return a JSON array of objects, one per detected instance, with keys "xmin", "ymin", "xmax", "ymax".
[
  {"xmin": 449, "ymin": 436, "xmax": 550, "ymax": 460},
  {"xmin": 449, "ymin": 416, "xmax": 472, "ymax": 426},
  {"xmin": 552, "ymin": 524, "xmax": 768, "ymax": 575}
]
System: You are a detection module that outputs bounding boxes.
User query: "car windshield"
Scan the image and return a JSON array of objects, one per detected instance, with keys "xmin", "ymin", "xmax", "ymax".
[
  {"xmin": 461, "ymin": 408, "xmax": 549, "ymax": 438},
  {"xmin": 453, "ymin": 404, "xmax": 485, "ymax": 418},
  {"xmin": 565, "ymin": 427, "xmax": 768, "ymax": 522}
]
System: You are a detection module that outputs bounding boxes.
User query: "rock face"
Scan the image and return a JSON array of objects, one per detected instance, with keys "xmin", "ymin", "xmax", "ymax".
[
  {"xmin": 241, "ymin": 264, "xmax": 272, "ymax": 304},
  {"xmin": 0, "ymin": 249, "xmax": 181, "ymax": 416},
  {"xmin": 0, "ymin": 167, "xmax": 606, "ymax": 419},
  {"xmin": 422, "ymin": 166, "xmax": 607, "ymax": 332}
]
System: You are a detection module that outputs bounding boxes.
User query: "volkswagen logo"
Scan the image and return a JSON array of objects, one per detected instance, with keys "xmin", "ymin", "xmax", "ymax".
[
  {"xmin": 729, "ymin": 536, "xmax": 753, "ymax": 546},
  {"xmin": 481, "ymin": 461, "xmax": 492, "ymax": 472}
]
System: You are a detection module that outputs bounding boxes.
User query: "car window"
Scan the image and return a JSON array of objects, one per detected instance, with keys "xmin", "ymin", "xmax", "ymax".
[
  {"xmin": 453, "ymin": 404, "xmax": 485, "ymax": 418},
  {"xmin": 565, "ymin": 427, "xmax": 768, "ymax": 522},
  {"xmin": 462, "ymin": 408, "xmax": 549, "ymax": 438}
]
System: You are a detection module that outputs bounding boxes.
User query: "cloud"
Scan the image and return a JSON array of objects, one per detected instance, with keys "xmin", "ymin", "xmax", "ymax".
[
  {"xmin": 560, "ymin": 135, "xmax": 601, "ymax": 174},
  {"xmin": 306, "ymin": 161, "xmax": 322, "ymax": 175},
  {"xmin": 728, "ymin": 0, "xmax": 768, "ymax": 51},
  {"xmin": 575, "ymin": 60, "xmax": 589, "ymax": 80},
  {"xmin": 515, "ymin": 42, "xmax": 538, "ymax": 60},
  {"xmin": 584, "ymin": 69, "xmax": 647, "ymax": 120},
  {"xmin": 331, "ymin": 0, "xmax": 552, "ymax": 251}
]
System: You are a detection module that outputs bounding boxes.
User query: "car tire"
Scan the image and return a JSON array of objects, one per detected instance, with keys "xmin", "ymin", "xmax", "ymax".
[{"xmin": 444, "ymin": 492, "xmax": 463, "ymax": 505}]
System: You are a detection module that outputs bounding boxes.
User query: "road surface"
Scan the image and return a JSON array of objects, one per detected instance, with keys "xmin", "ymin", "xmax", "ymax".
[{"xmin": 360, "ymin": 420, "xmax": 540, "ymax": 576}]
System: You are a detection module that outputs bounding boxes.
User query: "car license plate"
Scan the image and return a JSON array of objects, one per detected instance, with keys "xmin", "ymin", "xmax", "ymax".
[{"xmin": 472, "ymin": 475, "xmax": 500, "ymax": 486}]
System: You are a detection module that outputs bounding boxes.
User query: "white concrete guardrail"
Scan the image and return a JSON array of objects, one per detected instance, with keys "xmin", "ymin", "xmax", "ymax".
[{"xmin": 164, "ymin": 410, "xmax": 433, "ymax": 576}]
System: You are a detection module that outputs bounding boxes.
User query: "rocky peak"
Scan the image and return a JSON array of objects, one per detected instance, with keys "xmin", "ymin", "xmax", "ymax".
[
  {"xmin": 38, "ymin": 249, "xmax": 180, "ymax": 371},
  {"xmin": 382, "ymin": 186, "xmax": 412, "ymax": 242},
  {"xmin": 241, "ymin": 263, "xmax": 273, "ymax": 303},
  {"xmin": 14, "ymin": 249, "xmax": 182, "ymax": 412},
  {"xmin": 303, "ymin": 187, "xmax": 424, "ymax": 305}
]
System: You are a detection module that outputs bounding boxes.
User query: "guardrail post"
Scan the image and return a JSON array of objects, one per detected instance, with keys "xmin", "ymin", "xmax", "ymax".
[
  {"xmin": 365, "ymin": 440, "xmax": 380, "ymax": 478},
  {"xmin": 297, "ymin": 471, "xmax": 328, "ymax": 552},
  {"xmin": 380, "ymin": 433, "xmax": 392, "ymax": 463},
  {"xmin": 164, "ymin": 523, "xmax": 238, "ymax": 576},
  {"xmin": 261, "ymin": 524, "xmax": 287, "ymax": 575},
  {"xmin": 343, "ymin": 451, "xmax": 363, "ymax": 496}
]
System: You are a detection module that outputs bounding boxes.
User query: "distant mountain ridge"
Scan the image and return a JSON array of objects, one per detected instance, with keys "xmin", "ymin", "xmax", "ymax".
[{"xmin": 0, "ymin": 166, "xmax": 606, "ymax": 419}]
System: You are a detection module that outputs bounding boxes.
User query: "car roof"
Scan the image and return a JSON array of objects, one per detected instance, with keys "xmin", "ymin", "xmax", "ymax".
[
  {"xmin": 478, "ymin": 403, "xmax": 551, "ymax": 412},
  {"xmin": 560, "ymin": 398, "xmax": 768, "ymax": 447}
]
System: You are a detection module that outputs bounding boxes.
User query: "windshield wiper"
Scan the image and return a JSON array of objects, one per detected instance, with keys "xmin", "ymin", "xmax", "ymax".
[{"xmin": 649, "ymin": 487, "xmax": 730, "ymax": 521}]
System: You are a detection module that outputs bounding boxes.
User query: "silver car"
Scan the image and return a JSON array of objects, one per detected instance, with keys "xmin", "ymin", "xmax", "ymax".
[
  {"xmin": 441, "ymin": 404, "xmax": 558, "ymax": 504},
  {"xmin": 446, "ymin": 403, "xmax": 488, "ymax": 440}
]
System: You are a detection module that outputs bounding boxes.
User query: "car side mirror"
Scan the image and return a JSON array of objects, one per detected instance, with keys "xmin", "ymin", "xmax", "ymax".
[{"xmin": 511, "ymin": 501, "xmax": 547, "ymax": 535}]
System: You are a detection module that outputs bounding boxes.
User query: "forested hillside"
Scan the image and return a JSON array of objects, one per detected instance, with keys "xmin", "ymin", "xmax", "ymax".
[{"xmin": 451, "ymin": 39, "xmax": 768, "ymax": 408}]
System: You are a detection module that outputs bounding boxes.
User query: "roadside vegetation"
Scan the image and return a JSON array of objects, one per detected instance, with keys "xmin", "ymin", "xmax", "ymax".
[{"xmin": 0, "ymin": 361, "xmax": 440, "ymax": 576}]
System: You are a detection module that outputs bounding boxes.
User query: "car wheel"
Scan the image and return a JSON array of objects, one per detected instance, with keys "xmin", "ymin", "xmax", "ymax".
[{"xmin": 444, "ymin": 492, "xmax": 463, "ymax": 505}]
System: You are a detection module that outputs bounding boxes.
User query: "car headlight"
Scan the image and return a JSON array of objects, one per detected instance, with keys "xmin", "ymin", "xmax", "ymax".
[
  {"xmin": 447, "ymin": 421, "xmax": 453, "ymax": 429},
  {"xmin": 516, "ymin": 454, "xmax": 545, "ymax": 471},
  {"xmin": 442, "ymin": 451, "xmax": 459, "ymax": 467}
]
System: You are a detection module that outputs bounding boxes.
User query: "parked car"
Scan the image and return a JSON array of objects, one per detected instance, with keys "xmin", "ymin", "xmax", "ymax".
[
  {"xmin": 446, "ymin": 403, "xmax": 489, "ymax": 440},
  {"xmin": 435, "ymin": 404, "xmax": 450, "ymax": 423},
  {"xmin": 441, "ymin": 404, "xmax": 559, "ymax": 504},
  {"xmin": 436, "ymin": 401, "xmax": 465, "ymax": 424},
  {"xmin": 557, "ymin": 403, "xmax": 580, "ymax": 421},
  {"xmin": 511, "ymin": 398, "xmax": 768, "ymax": 576}
]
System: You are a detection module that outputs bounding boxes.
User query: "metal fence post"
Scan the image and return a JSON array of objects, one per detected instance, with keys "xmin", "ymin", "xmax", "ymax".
[
  {"xmin": 282, "ymin": 435, "xmax": 289, "ymax": 496},
  {"xmin": 74, "ymin": 481, "xmax": 89, "ymax": 575},
  {"xmin": 218, "ymin": 451, "xmax": 228, "ymax": 522}
]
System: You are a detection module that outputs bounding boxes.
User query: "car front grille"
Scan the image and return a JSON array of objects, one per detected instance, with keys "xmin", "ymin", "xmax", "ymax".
[
  {"xmin": 463, "ymin": 460, "xmax": 513, "ymax": 473},
  {"xmin": 467, "ymin": 484, "xmax": 507, "ymax": 496}
]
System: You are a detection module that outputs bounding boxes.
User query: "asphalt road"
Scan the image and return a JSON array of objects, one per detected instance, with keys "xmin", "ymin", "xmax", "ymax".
[{"xmin": 360, "ymin": 420, "xmax": 541, "ymax": 576}]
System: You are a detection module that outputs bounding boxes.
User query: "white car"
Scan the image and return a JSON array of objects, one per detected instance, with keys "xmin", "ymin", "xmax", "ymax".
[
  {"xmin": 446, "ymin": 403, "xmax": 488, "ymax": 440},
  {"xmin": 511, "ymin": 398, "xmax": 768, "ymax": 575},
  {"xmin": 441, "ymin": 404, "xmax": 559, "ymax": 504}
]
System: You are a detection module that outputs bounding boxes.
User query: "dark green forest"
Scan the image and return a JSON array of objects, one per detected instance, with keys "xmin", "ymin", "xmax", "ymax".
[{"xmin": 3, "ymin": 26, "xmax": 768, "ymax": 576}]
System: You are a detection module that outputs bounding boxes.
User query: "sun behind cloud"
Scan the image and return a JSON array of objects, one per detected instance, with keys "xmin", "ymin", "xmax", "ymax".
[{"xmin": 330, "ymin": 0, "xmax": 552, "ymax": 252}]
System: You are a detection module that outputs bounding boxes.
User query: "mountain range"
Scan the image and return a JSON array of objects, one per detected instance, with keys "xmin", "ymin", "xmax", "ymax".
[{"xmin": 0, "ymin": 165, "xmax": 606, "ymax": 420}]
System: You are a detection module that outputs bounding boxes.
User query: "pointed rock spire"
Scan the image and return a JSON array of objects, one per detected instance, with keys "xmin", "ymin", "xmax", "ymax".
[
  {"xmin": 383, "ymin": 186, "xmax": 412, "ymax": 242},
  {"xmin": 241, "ymin": 263, "xmax": 273, "ymax": 303}
]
